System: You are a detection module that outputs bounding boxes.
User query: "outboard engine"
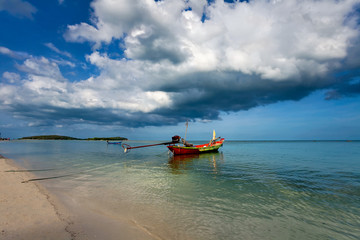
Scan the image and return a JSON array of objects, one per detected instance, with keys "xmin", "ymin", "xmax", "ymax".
[{"xmin": 172, "ymin": 135, "xmax": 181, "ymax": 143}]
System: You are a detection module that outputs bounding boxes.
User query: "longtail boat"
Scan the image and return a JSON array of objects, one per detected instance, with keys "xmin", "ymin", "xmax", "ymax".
[
  {"xmin": 107, "ymin": 141, "xmax": 122, "ymax": 145},
  {"xmin": 122, "ymin": 130, "xmax": 224, "ymax": 155},
  {"xmin": 167, "ymin": 137, "xmax": 225, "ymax": 155}
]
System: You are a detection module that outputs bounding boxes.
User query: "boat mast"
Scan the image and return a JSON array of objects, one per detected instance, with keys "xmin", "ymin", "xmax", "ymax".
[{"xmin": 184, "ymin": 120, "xmax": 189, "ymax": 143}]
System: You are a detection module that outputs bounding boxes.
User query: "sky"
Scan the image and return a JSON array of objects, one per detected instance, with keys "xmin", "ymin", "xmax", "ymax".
[{"xmin": 0, "ymin": 0, "xmax": 360, "ymax": 140}]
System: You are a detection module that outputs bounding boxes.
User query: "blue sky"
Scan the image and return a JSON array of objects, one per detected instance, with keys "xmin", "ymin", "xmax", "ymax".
[{"xmin": 0, "ymin": 0, "xmax": 360, "ymax": 140}]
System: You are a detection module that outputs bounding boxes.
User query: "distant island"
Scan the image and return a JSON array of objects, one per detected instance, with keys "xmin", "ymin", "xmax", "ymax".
[
  {"xmin": 19, "ymin": 135, "xmax": 128, "ymax": 141},
  {"xmin": 20, "ymin": 135, "xmax": 80, "ymax": 140}
]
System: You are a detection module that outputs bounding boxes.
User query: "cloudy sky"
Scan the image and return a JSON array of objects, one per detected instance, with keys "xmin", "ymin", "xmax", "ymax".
[{"xmin": 0, "ymin": 0, "xmax": 360, "ymax": 140}]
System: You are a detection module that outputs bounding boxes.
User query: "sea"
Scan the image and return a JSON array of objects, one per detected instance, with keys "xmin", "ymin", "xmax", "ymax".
[{"xmin": 0, "ymin": 140, "xmax": 359, "ymax": 240}]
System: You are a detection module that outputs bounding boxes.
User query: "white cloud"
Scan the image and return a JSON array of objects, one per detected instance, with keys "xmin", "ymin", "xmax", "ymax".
[
  {"xmin": 1, "ymin": 0, "xmax": 360, "ymax": 127},
  {"xmin": 51, "ymin": 59, "xmax": 76, "ymax": 68},
  {"xmin": 0, "ymin": 55, "xmax": 172, "ymax": 123},
  {"xmin": 65, "ymin": 0, "xmax": 359, "ymax": 80},
  {"xmin": 16, "ymin": 57, "xmax": 66, "ymax": 81},
  {"xmin": 0, "ymin": 0, "xmax": 37, "ymax": 19},
  {"xmin": 0, "ymin": 46, "xmax": 30, "ymax": 59},
  {"xmin": 2, "ymin": 72, "xmax": 21, "ymax": 84},
  {"xmin": 44, "ymin": 43, "xmax": 72, "ymax": 58}
]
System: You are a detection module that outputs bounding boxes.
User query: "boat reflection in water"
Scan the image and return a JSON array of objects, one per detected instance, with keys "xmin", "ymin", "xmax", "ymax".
[{"xmin": 168, "ymin": 152, "xmax": 224, "ymax": 174}]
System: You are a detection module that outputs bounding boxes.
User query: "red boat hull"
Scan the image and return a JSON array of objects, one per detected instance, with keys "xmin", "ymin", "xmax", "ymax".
[{"xmin": 167, "ymin": 138, "xmax": 224, "ymax": 155}]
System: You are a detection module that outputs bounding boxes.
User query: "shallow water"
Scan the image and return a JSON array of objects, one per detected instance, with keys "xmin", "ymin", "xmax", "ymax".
[{"xmin": 1, "ymin": 140, "xmax": 359, "ymax": 239}]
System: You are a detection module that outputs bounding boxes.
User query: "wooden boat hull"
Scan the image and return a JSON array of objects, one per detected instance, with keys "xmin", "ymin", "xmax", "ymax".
[{"xmin": 167, "ymin": 138, "xmax": 224, "ymax": 155}]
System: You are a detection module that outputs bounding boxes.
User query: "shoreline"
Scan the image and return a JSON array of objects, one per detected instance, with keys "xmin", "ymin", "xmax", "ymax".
[
  {"xmin": 0, "ymin": 154, "xmax": 80, "ymax": 240},
  {"xmin": 0, "ymin": 154, "xmax": 79, "ymax": 239},
  {"xmin": 0, "ymin": 154, "xmax": 158, "ymax": 240}
]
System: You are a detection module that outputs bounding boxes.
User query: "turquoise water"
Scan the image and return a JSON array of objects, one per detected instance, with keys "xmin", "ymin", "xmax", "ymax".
[{"xmin": 1, "ymin": 140, "xmax": 359, "ymax": 239}]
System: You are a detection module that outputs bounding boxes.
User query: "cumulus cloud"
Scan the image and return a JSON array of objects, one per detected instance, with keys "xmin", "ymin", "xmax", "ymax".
[
  {"xmin": 2, "ymin": 72, "xmax": 21, "ymax": 84},
  {"xmin": 0, "ymin": 55, "xmax": 174, "ymax": 127},
  {"xmin": 1, "ymin": 0, "xmax": 360, "ymax": 128},
  {"xmin": 15, "ymin": 57, "xmax": 66, "ymax": 81},
  {"xmin": 0, "ymin": 0, "xmax": 37, "ymax": 19}
]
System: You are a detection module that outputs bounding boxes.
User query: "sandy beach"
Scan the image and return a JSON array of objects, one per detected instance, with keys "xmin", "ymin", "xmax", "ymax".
[
  {"xmin": 0, "ymin": 154, "xmax": 77, "ymax": 239},
  {"xmin": 0, "ymin": 154, "xmax": 160, "ymax": 240}
]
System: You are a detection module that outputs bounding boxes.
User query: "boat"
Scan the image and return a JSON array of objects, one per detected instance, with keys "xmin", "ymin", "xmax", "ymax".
[
  {"xmin": 121, "ymin": 126, "xmax": 224, "ymax": 155},
  {"xmin": 167, "ymin": 137, "xmax": 225, "ymax": 155},
  {"xmin": 106, "ymin": 141, "xmax": 122, "ymax": 145}
]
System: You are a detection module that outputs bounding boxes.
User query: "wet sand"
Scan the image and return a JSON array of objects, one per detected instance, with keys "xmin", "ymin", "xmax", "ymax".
[
  {"xmin": 0, "ymin": 154, "xmax": 77, "ymax": 239},
  {"xmin": 0, "ymin": 155, "xmax": 155, "ymax": 240}
]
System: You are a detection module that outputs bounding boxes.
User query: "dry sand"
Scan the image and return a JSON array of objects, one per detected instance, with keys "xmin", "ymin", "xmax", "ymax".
[{"xmin": 0, "ymin": 154, "xmax": 158, "ymax": 240}]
